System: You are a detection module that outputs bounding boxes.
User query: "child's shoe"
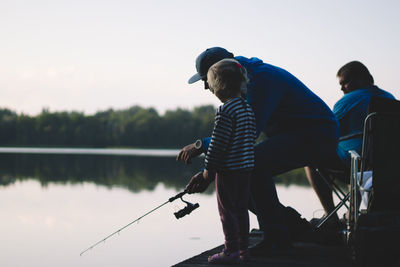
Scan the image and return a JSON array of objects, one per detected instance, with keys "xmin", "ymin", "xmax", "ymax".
[{"xmin": 208, "ymin": 249, "xmax": 240, "ymax": 264}]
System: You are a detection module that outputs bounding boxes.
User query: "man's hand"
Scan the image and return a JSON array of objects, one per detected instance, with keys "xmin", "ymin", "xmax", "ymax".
[
  {"xmin": 185, "ymin": 171, "xmax": 213, "ymax": 194},
  {"xmin": 176, "ymin": 143, "xmax": 203, "ymax": 164}
]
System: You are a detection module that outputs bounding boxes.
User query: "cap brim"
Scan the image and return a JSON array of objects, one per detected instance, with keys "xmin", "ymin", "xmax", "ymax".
[{"xmin": 188, "ymin": 73, "xmax": 202, "ymax": 84}]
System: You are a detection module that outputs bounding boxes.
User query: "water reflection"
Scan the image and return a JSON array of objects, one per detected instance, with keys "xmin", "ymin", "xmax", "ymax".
[
  {"xmin": 0, "ymin": 154, "xmax": 204, "ymax": 191},
  {"xmin": 0, "ymin": 180, "xmax": 226, "ymax": 267},
  {"xmin": 0, "ymin": 152, "xmax": 332, "ymax": 267},
  {"xmin": 0, "ymin": 153, "xmax": 309, "ymax": 190},
  {"xmin": 0, "ymin": 177, "xmax": 326, "ymax": 267}
]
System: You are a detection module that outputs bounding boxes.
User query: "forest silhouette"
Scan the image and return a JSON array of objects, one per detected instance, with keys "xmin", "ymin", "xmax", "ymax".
[
  {"xmin": 0, "ymin": 105, "xmax": 216, "ymax": 148},
  {"xmin": 0, "ymin": 105, "xmax": 308, "ymax": 191}
]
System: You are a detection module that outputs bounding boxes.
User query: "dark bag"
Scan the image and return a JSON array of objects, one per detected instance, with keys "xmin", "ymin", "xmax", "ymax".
[{"xmin": 283, "ymin": 206, "xmax": 313, "ymax": 241}]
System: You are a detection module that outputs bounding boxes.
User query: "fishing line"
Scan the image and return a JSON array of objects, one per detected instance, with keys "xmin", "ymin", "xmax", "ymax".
[{"xmin": 80, "ymin": 190, "xmax": 199, "ymax": 256}]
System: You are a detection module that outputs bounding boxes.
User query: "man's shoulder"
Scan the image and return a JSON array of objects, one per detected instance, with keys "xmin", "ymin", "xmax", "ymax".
[
  {"xmin": 373, "ymin": 86, "xmax": 395, "ymax": 99},
  {"xmin": 333, "ymin": 90, "xmax": 367, "ymax": 116},
  {"xmin": 333, "ymin": 86, "xmax": 394, "ymax": 117},
  {"xmin": 337, "ymin": 89, "xmax": 370, "ymax": 103}
]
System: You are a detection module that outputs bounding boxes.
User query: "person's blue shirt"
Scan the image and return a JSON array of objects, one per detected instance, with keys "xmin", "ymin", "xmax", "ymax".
[
  {"xmin": 333, "ymin": 86, "xmax": 395, "ymax": 165},
  {"xmin": 333, "ymin": 86, "xmax": 395, "ymax": 137},
  {"xmin": 202, "ymin": 56, "xmax": 339, "ymax": 149}
]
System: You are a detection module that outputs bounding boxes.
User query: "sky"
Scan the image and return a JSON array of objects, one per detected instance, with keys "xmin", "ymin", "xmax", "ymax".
[{"xmin": 1, "ymin": 0, "xmax": 399, "ymax": 115}]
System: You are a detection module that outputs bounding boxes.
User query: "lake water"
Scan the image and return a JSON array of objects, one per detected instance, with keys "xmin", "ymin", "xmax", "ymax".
[{"xmin": 0, "ymin": 148, "xmax": 343, "ymax": 267}]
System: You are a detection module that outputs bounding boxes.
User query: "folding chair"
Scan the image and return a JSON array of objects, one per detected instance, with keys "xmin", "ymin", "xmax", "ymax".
[
  {"xmin": 348, "ymin": 96, "xmax": 400, "ymax": 265},
  {"xmin": 315, "ymin": 96, "xmax": 400, "ymax": 231},
  {"xmin": 349, "ymin": 96, "xmax": 400, "ymax": 228},
  {"xmin": 314, "ymin": 152, "xmax": 352, "ymax": 229},
  {"xmin": 314, "ymin": 131, "xmax": 365, "ymax": 230}
]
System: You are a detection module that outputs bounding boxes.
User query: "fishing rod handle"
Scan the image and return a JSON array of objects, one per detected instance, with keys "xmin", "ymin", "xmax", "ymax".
[{"xmin": 168, "ymin": 191, "xmax": 186, "ymax": 202}]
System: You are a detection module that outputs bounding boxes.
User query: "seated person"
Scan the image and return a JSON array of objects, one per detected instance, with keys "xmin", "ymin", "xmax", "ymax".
[{"xmin": 305, "ymin": 61, "xmax": 395, "ymax": 226}]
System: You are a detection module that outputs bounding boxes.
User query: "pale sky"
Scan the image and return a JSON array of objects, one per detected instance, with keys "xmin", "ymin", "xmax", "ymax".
[{"xmin": 1, "ymin": 0, "xmax": 399, "ymax": 115}]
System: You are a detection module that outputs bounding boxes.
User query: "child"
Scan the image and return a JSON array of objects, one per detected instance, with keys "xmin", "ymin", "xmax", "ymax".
[{"xmin": 202, "ymin": 58, "xmax": 256, "ymax": 264}]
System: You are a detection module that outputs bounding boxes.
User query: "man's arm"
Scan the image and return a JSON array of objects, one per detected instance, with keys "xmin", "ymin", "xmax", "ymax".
[
  {"xmin": 176, "ymin": 137, "xmax": 211, "ymax": 164},
  {"xmin": 176, "ymin": 143, "xmax": 202, "ymax": 164}
]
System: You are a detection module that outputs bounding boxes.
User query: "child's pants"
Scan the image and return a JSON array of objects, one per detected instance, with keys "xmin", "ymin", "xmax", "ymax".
[{"xmin": 215, "ymin": 171, "xmax": 251, "ymax": 253}]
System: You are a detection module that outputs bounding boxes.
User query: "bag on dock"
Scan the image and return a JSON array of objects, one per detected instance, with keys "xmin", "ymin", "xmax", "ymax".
[{"xmin": 283, "ymin": 206, "xmax": 313, "ymax": 242}]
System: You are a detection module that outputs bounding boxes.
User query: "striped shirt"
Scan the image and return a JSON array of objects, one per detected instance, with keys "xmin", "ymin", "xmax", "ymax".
[{"xmin": 205, "ymin": 97, "xmax": 256, "ymax": 172}]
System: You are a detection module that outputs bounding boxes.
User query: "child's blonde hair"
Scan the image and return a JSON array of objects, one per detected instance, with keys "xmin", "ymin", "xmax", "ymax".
[{"xmin": 207, "ymin": 58, "xmax": 248, "ymax": 102}]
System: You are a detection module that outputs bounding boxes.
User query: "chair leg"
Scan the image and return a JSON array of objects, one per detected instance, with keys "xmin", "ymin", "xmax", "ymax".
[
  {"xmin": 314, "ymin": 169, "xmax": 350, "ymax": 229},
  {"xmin": 316, "ymin": 194, "xmax": 349, "ymax": 229},
  {"xmin": 348, "ymin": 150, "xmax": 361, "ymax": 244}
]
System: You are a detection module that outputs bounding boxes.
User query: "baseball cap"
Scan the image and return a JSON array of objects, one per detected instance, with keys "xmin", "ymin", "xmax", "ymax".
[{"xmin": 188, "ymin": 47, "xmax": 234, "ymax": 84}]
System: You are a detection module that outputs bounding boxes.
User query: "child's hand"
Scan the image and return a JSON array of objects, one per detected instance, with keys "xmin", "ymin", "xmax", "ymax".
[
  {"xmin": 185, "ymin": 171, "xmax": 212, "ymax": 194},
  {"xmin": 202, "ymin": 169, "xmax": 215, "ymax": 182}
]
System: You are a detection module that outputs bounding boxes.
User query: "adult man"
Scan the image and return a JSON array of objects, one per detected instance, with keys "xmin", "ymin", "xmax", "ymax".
[
  {"xmin": 305, "ymin": 61, "xmax": 395, "ymax": 226},
  {"xmin": 177, "ymin": 47, "xmax": 339, "ymax": 254}
]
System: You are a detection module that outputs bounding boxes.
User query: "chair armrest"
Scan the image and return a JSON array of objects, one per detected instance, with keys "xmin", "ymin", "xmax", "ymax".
[
  {"xmin": 349, "ymin": 150, "xmax": 361, "ymax": 188},
  {"xmin": 339, "ymin": 132, "xmax": 363, "ymax": 141},
  {"xmin": 349, "ymin": 150, "xmax": 361, "ymax": 226},
  {"xmin": 349, "ymin": 150, "xmax": 361, "ymax": 160}
]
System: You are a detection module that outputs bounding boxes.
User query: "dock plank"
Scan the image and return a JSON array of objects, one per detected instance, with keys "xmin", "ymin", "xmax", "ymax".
[{"xmin": 173, "ymin": 232, "xmax": 353, "ymax": 267}]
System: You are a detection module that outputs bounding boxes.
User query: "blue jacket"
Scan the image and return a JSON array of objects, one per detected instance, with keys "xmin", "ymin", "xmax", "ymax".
[
  {"xmin": 237, "ymin": 56, "xmax": 338, "ymax": 137},
  {"xmin": 333, "ymin": 86, "xmax": 395, "ymax": 137},
  {"xmin": 203, "ymin": 56, "xmax": 339, "ymax": 149},
  {"xmin": 333, "ymin": 86, "xmax": 395, "ymax": 165}
]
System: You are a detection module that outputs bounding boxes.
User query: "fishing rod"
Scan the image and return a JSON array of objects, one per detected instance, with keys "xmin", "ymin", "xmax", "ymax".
[{"xmin": 80, "ymin": 190, "xmax": 199, "ymax": 256}]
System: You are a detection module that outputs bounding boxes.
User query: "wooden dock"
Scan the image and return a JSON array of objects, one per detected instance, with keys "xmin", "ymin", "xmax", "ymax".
[{"xmin": 173, "ymin": 231, "xmax": 354, "ymax": 267}]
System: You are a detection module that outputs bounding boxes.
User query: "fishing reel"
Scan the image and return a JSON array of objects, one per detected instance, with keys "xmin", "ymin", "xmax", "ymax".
[
  {"xmin": 174, "ymin": 201, "xmax": 199, "ymax": 219},
  {"xmin": 168, "ymin": 191, "xmax": 199, "ymax": 219},
  {"xmin": 172, "ymin": 194, "xmax": 199, "ymax": 219}
]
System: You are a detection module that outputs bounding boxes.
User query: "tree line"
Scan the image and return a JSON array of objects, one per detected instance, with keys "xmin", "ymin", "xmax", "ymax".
[
  {"xmin": 0, "ymin": 105, "xmax": 310, "ymax": 189},
  {"xmin": 0, "ymin": 105, "xmax": 216, "ymax": 148}
]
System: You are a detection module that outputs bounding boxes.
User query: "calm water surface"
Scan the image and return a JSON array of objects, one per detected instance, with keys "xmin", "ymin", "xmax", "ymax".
[{"xmin": 0, "ymin": 148, "xmax": 339, "ymax": 267}]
